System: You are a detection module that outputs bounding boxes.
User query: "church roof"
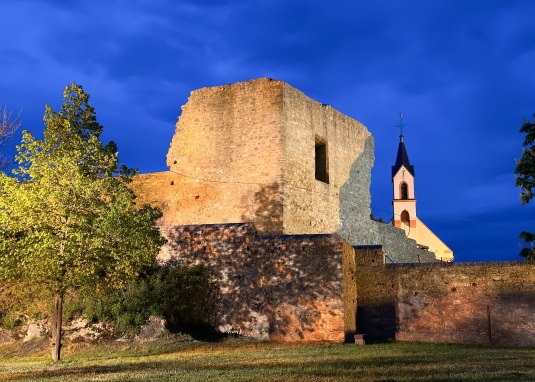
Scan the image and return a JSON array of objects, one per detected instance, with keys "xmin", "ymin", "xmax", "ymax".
[{"xmin": 392, "ymin": 135, "xmax": 415, "ymax": 177}]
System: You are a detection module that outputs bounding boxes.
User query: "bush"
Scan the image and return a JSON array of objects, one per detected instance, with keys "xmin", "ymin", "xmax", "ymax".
[
  {"xmin": 0, "ymin": 281, "xmax": 87, "ymax": 330},
  {"xmin": 0, "ymin": 281, "xmax": 50, "ymax": 329},
  {"xmin": 83, "ymin": 263, "xmax": 217, "ymax": 333}
]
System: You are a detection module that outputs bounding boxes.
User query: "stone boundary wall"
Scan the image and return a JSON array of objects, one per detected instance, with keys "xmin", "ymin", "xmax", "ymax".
[
  {"xmin": 354, "ymin": 246, "xmax": 398, "ymax": 340},
  {"xmin": 386, "ymin": 260, "xmax": 527, "ymax": 269},
  {"xmin": 160, "ymin": 222, "xmax": 357, "ymax": 342},
  {"xmin": 395, "ymin": 261, "xmax": 535, "ymax": 346},
  {"xmin": 355, "ymin": 247, "xmax": 535, "ymax": 346}
]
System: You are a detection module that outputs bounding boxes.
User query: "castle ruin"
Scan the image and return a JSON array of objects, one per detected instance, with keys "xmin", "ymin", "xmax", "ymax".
[
  {"xmin": 133, "ymin": 78, "xmax": 434, "ymax": 263},
  {"xmin": 132, "ymin": 78, "xmax": 535, "ymax": 345}
]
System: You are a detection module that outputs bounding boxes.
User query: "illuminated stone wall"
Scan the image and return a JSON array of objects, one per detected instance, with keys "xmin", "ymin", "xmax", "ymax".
[
  {"xmin": 280, "ymin": 83, "xmax": 373, "ymax": 234},
  {"xmin": 134, "ymin": 78, "xmax": 285, "ymax": 232},
  {"xmin": 395, "ymin": 262, "xmax": 535, "ymax": 346},
  {"xmin": 161, "ymin": 222, "xmax": 357, "ymax": 342},
  {"xmin": 355, "ymin": 246, "xmax": 535, "ymax": 346},
  {"xmin": 133, "ymin": 78, "xmax": 373, "ymax": 236}
]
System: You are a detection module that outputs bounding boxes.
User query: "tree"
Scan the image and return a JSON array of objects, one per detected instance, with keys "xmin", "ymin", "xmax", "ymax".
[
  {"xmin": 0, "ymin": 83, "xmax": 165, "ymax": 361},
  {"xmin": 0, "ymin": 107, "xmax": 21, "ymax": 170},
  {"xmin": 514, "ymin": 113, "xmax": 535, "ymax": 260}
]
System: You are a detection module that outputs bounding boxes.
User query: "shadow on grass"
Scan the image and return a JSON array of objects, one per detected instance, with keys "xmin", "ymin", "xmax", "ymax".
[
  {"xmin": 4, "ymin": 343, "xmax": 535, "ymax": 381},
  {"xmin": 168, "ymin": 323, "xmax": 240, "ymax": 343}
]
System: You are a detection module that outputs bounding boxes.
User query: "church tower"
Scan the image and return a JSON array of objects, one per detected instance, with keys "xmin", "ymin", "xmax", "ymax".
[
  {"xmin": 392, "ymin": 133, "xmax": 416, "ymax": 230},
  {"xmin": 390, "ymin": 118, "xmax": 454, "ymax": 262}
]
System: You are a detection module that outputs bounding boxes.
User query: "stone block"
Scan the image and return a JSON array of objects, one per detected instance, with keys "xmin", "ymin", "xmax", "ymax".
[{"xmin": 354, "ymin": 334, "xmax": 366, "ymax": 345}]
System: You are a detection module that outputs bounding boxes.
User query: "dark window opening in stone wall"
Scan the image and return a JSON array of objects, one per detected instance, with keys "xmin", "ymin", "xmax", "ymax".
[{"xmin": 315, "ymin": 140, "xmax": 329, "ymax": 184}]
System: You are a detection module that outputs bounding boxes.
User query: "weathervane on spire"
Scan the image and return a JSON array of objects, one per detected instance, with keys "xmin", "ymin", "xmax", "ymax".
[{"xmin": 397, "ymin": 112, "xmax": 406, "ymax": 141}]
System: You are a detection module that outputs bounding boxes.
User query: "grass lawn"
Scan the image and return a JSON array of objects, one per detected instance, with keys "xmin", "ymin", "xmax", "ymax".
[{"xmin": 0, "ymin": 338, "xmax": 534, "ymax": 381}]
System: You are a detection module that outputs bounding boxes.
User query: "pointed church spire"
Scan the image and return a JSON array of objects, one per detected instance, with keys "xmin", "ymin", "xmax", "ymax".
[
  {"xmin": 392, "ymin": 113, "xmax": 415, "ymax": 177},
  {"xmin": 398, "ymin": 112, "xmax": 405, "ymax": 140}
]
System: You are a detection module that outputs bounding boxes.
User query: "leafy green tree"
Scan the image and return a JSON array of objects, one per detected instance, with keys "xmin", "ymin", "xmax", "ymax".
[
  {"xmin": 515, "ymin": 113, "xmax": 535, "ymax": 260},
  {"xmin": 0, "ymin": 83, "xmax": 165, "ymax": 362}
]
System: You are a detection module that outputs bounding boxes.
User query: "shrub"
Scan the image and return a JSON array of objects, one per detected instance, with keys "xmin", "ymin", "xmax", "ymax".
[
  {"xmin": 0, "ymin": 282, "xmax": 85, "ymax": 330},
  {"xmin": 0, "ymin": 281, "xmax": 50, "ymax": 329},
  {"xmin": 83, "ymin": 263, "xmax": 217, "ymax": 333}
]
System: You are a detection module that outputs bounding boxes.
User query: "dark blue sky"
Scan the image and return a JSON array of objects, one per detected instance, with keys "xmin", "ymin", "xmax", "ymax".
[{"xmin": 1, "ymin": 0, "xmax": 534, "ymax": 261}]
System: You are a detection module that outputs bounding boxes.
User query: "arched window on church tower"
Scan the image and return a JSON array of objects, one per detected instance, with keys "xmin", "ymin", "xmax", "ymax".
[
  {"xmin": 400, "ymin": 182, "xmax": 408, "ymax": 200},
  {"xmin": 400, "ymin": 210, "xmax": 410, "ymax": 223}
]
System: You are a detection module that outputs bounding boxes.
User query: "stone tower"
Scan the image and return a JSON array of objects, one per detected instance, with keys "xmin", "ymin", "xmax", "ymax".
[{"xmin": 133, "ymin": 78, "xmax": 373, "ymax": 234}]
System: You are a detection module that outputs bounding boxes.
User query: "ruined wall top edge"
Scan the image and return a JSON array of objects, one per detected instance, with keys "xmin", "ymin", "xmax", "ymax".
[{"xmin": 184, "ymin": 77, "xmax": 369, "ymax": 134}]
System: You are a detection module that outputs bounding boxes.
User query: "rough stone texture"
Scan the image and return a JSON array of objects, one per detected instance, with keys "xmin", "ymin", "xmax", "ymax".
[
  {"xmin": 395, "ymin": 262, "xmax": 535, "ymax": 346},
  {"xmin": 132, "ymin": 78, "xmax": 435, "ymax": 263},
  {"xmin": 342, "ymin": 240, "xmax": 357, "ymax": 342},
  {"xmin": 0, "ymin": 318, "xmax": 120, "ymax": 346},
  {"xmin": 161, "ymin": 222, "xmax": 356, "ymax": 342},
  {"xmin": 280, "ymin": 83, "xmax": 372, "ymax": 235},
  {"xmin": 0, "ymin": 327, "xmax": 16, "ymax": 345},
  {"xmin": 63, "ymin": 317, "xmax": 88, "ymax": 332},
  {"xmin": 63, "ymin": 321, "xmax": 115, "ymax": 343},
  {"xmin": 134, "ymin": 78, "xmax": 285, "ymax": 233},
  {"xmin": 23, "ymin": 319, "xmax": 48, "ymax": 342},
  {"xmin": 345, "ymin": 220, "xmax": 436, "ymax": 264},
  {"xmin": 354, "ymin": 247, "xmax": 535, "ymax": 346},
  {"xmin": 354, "ymin": 246, "xmax": 398, "ymax": 340},
  {"xmin": 135, "ymin": 316, "xmax": 169, "ymax": 342}
]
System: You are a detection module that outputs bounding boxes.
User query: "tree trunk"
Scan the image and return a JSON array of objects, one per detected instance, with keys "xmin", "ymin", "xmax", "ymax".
[{"xmin": 51, "ymin": 294, "xmax": 63, "ymax": 362}]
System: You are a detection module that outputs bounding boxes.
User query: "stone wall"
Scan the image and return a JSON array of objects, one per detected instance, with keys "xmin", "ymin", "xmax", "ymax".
[
  {"xmin": 280, "ymin": 83, "xmax": 373, "ymax": 235},
  {"xmin": 160, "ymin": 222, "xmax": 357, "ymax": 342},
  {"xmin": 354, "ymin": 246, "xmax": 398, "ymax": 340},
  {"xmin": 395, "ymin": 262, "xmax": 535, "ymax": 346},
  {"xmin": 349, "ymin": 220, "xmax": 437, "ymax": 263},
  {"xmin": 354, "ymin": 246, "xmax": 535, "ymax": 346},
  {"xmin": 134, "ymin": 78, "xmax": 285, "ymax": 232}
]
